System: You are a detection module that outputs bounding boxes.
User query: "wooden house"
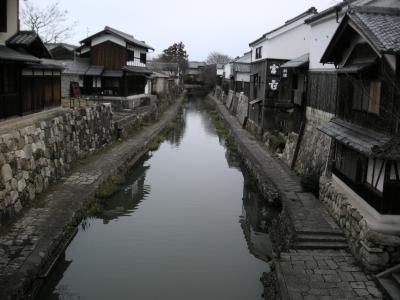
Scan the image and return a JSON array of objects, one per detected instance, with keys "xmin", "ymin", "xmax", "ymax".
[
  {"xmin": 75, "ymin": 26, "xmax": 154, "ymax": 98},
  {"xmin": 0, "ymin": 0, "xmax": 62, "ymax": 119},
  {"xmin": 248, "ymin": 7, "xmax": 317, "ymax": 131},
  {"xmin": 147, "ymin": 61, "xmax": 181, "ymax": 96},
  {"xmin": 185, "ymin": 61, "xmax": 206, "ymax": 84},
  {"xmin": 232, "ymin": 52, "xmax": 251, "ymax": 97},
  {"xmin": 319, "ymin": 5, "xmax": 400, "ymax": 215}
]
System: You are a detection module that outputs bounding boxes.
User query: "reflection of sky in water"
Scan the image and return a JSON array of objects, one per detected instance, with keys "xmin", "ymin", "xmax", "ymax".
[{"xmin": 38, "ymin": 99, "xmax": 278, "ymax": 300}]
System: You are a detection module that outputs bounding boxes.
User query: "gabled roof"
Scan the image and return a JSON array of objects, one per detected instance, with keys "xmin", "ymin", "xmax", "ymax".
[
  {"xmin": 350, "ymin": 6, "xmax": 400, "ymax": 55},
  {"xmin": 46, "ymin": 43, "xmax": 78, "ymax": 52},
  {"xmin": 7, "ymin": 31, "xmax": 38, "ymax": 46},
  {"xmin": 321, "ymin": 6, "xmax": 400, "ymax": 63},
  {"xmin": 249, "ymin": 7, "xmax": 317, "ymax": 46},
  {"xmin": 0, "ymin": 45, "xmax": 40, "ymax": 62},
  {"xmin": 7, "ymin": 31, "xmax": 52, "ymax": 58},
  {"xmin": 79, "ymin": 26, "xmax": 154, "ymax": 51}
]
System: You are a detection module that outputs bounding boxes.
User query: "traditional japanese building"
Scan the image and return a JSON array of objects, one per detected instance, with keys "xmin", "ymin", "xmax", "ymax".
[
  {"xmin": 232, "ymin": 51, "xmax": 251, "ymax": 97},
  {"xmin": 0, "ymin": 0, "xmax": 62, "ymax": 119},
  {"xmin": 247, "ymin": 7, "xmax": 317, "ymax": 133},
  {"xmin": 74, "ymin": 26, "xmax": 154, "ymax": 98},
  {"xmin": 320, "ymin": 5, "xmax": 400, "ymax": 215}
]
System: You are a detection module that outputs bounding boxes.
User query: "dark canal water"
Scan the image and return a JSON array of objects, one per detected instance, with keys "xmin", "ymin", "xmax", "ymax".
[{"xmin": 37, "ymin": 99, "xmax": 278, "ymax": 300}]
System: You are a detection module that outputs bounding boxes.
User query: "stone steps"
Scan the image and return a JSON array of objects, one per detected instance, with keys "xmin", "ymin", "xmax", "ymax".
[
  {"xmin": 377, "ymin": 265, "xmax": 400, "ymax": 300},
  {"xmin": 294, "ymin": 232, "xmax": 348, "ymax": 250}
]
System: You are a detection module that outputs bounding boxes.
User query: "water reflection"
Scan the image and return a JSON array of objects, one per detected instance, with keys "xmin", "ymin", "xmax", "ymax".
[{"xmin": 37, "ymin": 97, "xmax": 279, "ymax": 300}]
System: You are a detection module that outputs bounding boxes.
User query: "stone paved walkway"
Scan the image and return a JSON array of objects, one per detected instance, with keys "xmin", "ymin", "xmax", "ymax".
[
  {"xmin": 0, "ymin": 96, "xmax": 183, "ymax": 299},
  {"xmin": 211, "ymin": 95, "xmax": 383, "ymax": 299},
  {"xmin": 277, "ymin": 250, "xmax": 383, "ymax": 299}
]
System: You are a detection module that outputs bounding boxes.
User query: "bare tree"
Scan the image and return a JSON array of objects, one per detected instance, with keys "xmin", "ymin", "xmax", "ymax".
[
  {"xmin": 206, "ymin": 52, "xmax": 232, "ymax": 65},
  {"xmin": 21, "ymin": 1, "xmax": 77, "ymax": 43}
]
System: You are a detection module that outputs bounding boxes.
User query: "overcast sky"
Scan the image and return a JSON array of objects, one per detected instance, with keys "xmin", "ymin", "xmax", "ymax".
[{"xmin": 28, "ymin": 0, "xmax": 340, "ymax": 61}]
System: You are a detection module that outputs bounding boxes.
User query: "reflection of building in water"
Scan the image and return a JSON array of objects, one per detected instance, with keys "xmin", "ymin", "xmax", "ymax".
[
  {"xmin": 35, "ymin": 255, "xmax": 77, "ymax": 300},
  {"xmin": 225, "ymin": 148, "xmax": 241, "ymax": 171},
  {"xmin": 240, "ymin": 177, "xmax": 278, "ymax": 262},
  {"xmin": 165, "ymin": 115, "xmax": 186, "ymax": 147},
  {"xmin": 101, "ymin": 157, "xmax": 151, "ymax": 224}
]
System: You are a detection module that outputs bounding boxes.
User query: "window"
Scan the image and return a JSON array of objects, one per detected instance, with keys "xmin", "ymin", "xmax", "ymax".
[
  {"xmin": 255, "ymin": 47, "xmax": 262, "ymax": 60},
  {"xmin": 253, "ymin": 74, "xmax": 258, "ymax": 86},
  {"xmin": 366, "ymin": 158, "xmax": 386, "ymax": 193},
  {"xmin": 0, "ymin": 0, "xmax": 6, "ymax": 32},
  {"xmin": 334, "ymin": 143, "xmax": 367, "ymax": 183},
  {"xmin": 127, "ymin": 50, "xmax": 135, "ymax": 61},
  {"xmin": 352, "ymin": 80, "xmax": 381, "ymax": 114},
  {"xmin": 140, "ymin": 53, "xmax": 147, "ymax": 64},
  {"xmin": 368, "ymin": 81, "xmax": 381, "ymax": 114}
]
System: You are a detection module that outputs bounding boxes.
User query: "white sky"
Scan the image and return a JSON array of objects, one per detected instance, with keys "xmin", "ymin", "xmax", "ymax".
[{"xmin": 27, "ymin": 0, "xmax": 340, "ymax": 61}]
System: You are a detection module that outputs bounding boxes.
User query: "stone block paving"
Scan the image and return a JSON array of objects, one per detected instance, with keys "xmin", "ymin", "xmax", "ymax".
[
  {"xmin": 278, "ymin": 250, "xmax": 383, "ymax": 299},
  {"xmin": 211, "ymin": 95, "xmax": 384, "ymax": 299},
  {"xmin": 0, "ymin": 96, "xmax": 184, "ymax": 299}
]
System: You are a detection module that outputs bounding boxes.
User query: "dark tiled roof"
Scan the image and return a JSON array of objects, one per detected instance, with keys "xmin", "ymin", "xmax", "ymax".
[
  {"xmin": 86, "ymin": 65, "xmax": 104, "ymax": 76},
  {"xmin": 123, "ymin": 66, "xmax": 152, "ymax": 75},
  {"xmin": 147, "ymin": 61, "xmax": 179, "ymax": 72},
  {"xmin": 80, "ymin": 26, "xmax": 154, "ymax": 51},
  {"xmin": 46, "ymin": 43, "xmax": 78, "ymax": 52},
  {"xmin": 0, "ymin": 45, "xmax": 40, "ymax": 62},
  {"xmin": 7, "ymin": 31, "xmax": 38, "ymax": 46},
  {"xmin": 61, "ymin": 58, "xmax": 90, "ymax": 75},
  {"xmin": 318, "ymin": 118, "xmax": 392, "ymax": 157},
  {"xmin": 281, "ymin": 53, "xmax": 309, "ymax": 68},
  {"xmin": 349, "ymin": 6, "xmax": 400, "ymax": 55},
  {"xmin": 373, "ymin": 136, "xmax": 400, "ymax": 160},
  {"xmin": 102, "ymin": 70, "xmax": 123, "ymax": 77}
]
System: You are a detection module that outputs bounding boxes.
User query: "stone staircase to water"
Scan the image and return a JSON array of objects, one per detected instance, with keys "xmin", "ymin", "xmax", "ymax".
[
  {"xmin": 294, "ymin": 231, "xmax": 348, "ymax": 250},
  {"xmin": 376, "ymin": 264, "xmax": 400, "ymax": 299}
]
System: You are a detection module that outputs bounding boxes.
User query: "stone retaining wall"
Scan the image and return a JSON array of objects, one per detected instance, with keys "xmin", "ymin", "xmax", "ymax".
[
  {"xmin": 294, "ymin": 107, "xmax": 333, "ymax": 178},
  {"xmin": 320, "ymin": 176, "xmax": 400, "ymax": 272},
  {"xmin": 0, "ymin": 105, "xmax": 113, "ymax": 224}
]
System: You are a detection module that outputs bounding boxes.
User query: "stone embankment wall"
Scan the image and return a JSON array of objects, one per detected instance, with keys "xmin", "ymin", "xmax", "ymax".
[
  {"xmin": 293, "ymin": 107, "xmax": 333, "ymax": 178},
  {"xmin": 320, "ymin": 176, "xmax": 400, "ymax": 272},
  {"xmin": 0, "ymin": 105, "xmax": 113, "ymax": 224},
  {"xmin": 214, "ymin": 87, "xmax": 249, "ymax": 127}
]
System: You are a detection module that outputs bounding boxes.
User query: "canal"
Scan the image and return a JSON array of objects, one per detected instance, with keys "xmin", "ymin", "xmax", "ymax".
[{"xmin": 37, "ymin": 98, "xmax": 279, "ymax": 300}]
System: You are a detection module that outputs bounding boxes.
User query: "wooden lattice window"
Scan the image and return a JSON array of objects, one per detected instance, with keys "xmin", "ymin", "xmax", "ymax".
[{"xmin": 368, "ymin": 81, "xmax": 381, "ymax": 114}]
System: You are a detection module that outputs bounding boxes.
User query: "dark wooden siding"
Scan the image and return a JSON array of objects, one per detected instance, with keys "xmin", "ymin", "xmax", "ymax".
[
  {"xmin": 337, "ymin": 61, "xmax": 398, "ymax": 135},
  {"xmin": 307, "ymin": 71, "xmax": 338, "ymax": 114},
  {"xmin": 0, "ymin": 62, "xmax": 21, "ymax": 118},
  {"xmin": 250, "ymin": 60, "xmax": 268, "ymax": 101},
  {"xmin": 20, "ymin": 71, "xmax": 61, "ymax": 115},
  {"xmin": 91, "ymin": 41, "xmax": 127, "ymax": 69},
  {"xmin": 0, "ymin": 0, "xmax": 7, "ymax": 32}
]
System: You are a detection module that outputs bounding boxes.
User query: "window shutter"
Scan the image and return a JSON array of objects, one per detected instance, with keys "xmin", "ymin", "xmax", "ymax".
[
  {"xmin": 0, "ymin": 0, "xmax": 7, "ymax": 32},
  {"xmin": 368, "ymin": 81, "xmax": 381, "ymax": 114}
]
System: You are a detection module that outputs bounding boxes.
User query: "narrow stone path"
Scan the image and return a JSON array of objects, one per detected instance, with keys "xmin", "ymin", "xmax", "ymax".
[
  {"xmin": 0, "ymin": 96, "xmax": 184, "ymax": 299},
  {"xmin": 211, "ymin": 95, "xmax": 383, "ymax": 299}
]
